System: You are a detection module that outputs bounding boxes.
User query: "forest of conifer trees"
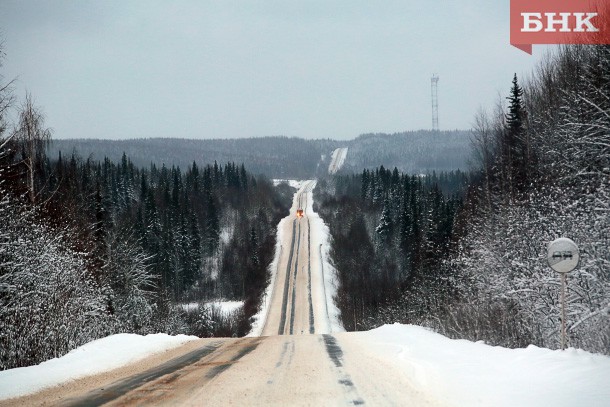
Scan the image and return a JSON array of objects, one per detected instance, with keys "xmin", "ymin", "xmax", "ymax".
[{"xmin": 315, "ymin": 169, "xmax": 467, "ymax": 330}]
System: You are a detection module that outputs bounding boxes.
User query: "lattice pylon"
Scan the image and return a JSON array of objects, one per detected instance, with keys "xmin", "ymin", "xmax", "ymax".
[{"xmin": 431, "ymin": 75, "xmax": 439, "ymax": 132}]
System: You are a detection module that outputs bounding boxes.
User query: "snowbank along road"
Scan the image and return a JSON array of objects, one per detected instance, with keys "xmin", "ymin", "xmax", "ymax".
[{"xmin": 2, "ymin": 181, "xmax": 439, "ymax": 406}]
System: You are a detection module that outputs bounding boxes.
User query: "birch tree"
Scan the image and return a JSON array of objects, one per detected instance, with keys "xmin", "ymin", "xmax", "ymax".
[{"xmin": 13, "ymin": 93, "xmax": 52, "ymax": 203}]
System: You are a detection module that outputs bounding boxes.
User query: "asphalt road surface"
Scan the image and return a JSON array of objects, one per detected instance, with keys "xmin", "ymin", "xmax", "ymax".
[
  {"xmin": 34, "ymin": 333, "xmax": 434, "ymax": 407},
  {"xmin": 261, "ymin": 180, "xmax": 318, "ymax": 337}
]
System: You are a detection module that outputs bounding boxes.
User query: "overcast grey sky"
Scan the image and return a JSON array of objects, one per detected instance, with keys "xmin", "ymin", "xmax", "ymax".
[{"xmin": 0, "ymin": 1, "xmax": 547, "ymax": 140}]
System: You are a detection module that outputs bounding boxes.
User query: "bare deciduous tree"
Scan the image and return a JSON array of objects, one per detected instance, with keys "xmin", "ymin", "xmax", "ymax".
[
  {"xmin": 13, "ymin": 93, "xmax": 52, "ymax": 203},
  {"xmin": 0, "ymin": 40, "xmax": 15, "ymax": 153}
]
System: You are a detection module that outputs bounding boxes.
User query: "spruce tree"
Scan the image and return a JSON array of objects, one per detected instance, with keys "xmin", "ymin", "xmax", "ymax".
[
  {"xmin": 361, "ymin": 169, "xmax": 369, "ymax": 201},
  {"xmin": 204, "ymin": 192, "xmax": 220, "ymax": 255},
  {"xmin": 505, "ymin": 73, "xmax": 528, "ymax": 195},
  {"xmin": 376, "ymin": 198, "xmax": 393, "ymax": 246}
]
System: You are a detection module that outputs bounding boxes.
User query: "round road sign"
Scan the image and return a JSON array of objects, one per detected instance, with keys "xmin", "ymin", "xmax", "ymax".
[{"xmin": 547, "ymin": 238, "xmax": 579, "ymax": 273}]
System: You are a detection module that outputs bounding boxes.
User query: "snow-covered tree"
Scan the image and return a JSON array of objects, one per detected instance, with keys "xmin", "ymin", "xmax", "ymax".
[
  {"xmin": 0, "ymin": 192, "xmax": 110, "ymax": 369},
  {"xmin": 375, "ymin": 199, "xmax": 393, "ymax": 246},
  {"xmin": 438, "ymin": 44, "xmax": 610, "ymax": 354},
  {"xmin": 102, "ymin": 228, "xmax": 156, "ymax": 334},
  {"xmin": 13, "ymin": 93, "xmax": 52, "ymax": 203}
]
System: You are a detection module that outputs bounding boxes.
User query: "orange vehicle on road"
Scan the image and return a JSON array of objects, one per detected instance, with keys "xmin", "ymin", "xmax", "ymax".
[{"xmin": 296, "ymin": 209, "xmax": 304, "ymax": 218}]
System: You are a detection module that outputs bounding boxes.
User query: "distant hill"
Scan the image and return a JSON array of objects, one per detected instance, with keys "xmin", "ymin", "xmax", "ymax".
[
  {"xmin": 48, "ymin": 131, "xmax": 471, "ymax": 179},
  {"xmin": 345, "ymin": 130, "xmax": 472, "ymax": 174},
  {"xmin": 48, "ymin": 137, "xmax": 332, "ymax": 180}
]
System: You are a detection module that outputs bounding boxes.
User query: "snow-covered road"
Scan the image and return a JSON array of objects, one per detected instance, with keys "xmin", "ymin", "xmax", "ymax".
[
  {"xmin": 1, "ymin": 334, "xmax": 437, "ymax": 406},
  {"xmin": 5, "ymin": 325, "xmax": 610, "ymax": 406},
  {"xmin": 112, "ymin": 333, "xmax": 437, "ymax": 406},
  {"xmin": 256, "ymin": 180, "xmax": 341, "ymax": 336}
]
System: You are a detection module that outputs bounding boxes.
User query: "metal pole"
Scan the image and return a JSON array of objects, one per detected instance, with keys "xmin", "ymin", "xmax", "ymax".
[
  {"xmin": 547, "ymin": 238, "xmax": 578, "ymax": 351},
  {"xmin": 561, "ymin": 272, "xmax": 567, "ymax": 350}
]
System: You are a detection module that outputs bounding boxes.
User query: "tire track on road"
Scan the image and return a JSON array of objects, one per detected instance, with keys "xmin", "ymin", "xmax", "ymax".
[
  {"xmin": 289, "ymin": 223, "xmax": 302, "ymax": 335},
  {"xmin": 322, "ymin": 335, "xmax": 365, "ymax": 406},
  {"xmin": 62, "ymin": 341, "xmax": 224, "ymax": 406},
  {"xmin": 266, "ymin": 339, "xmax": 296, "ymax": 385},
  {"xmin": 97, "ymin": 338, "xmax": 263, "ymax": 406},
  {"xmin": 278, "ymin": 219, "xmax": 297, "ymax": 335},
  {"xmin": 205, "ymin": 338, "xmax": 263, "ymax": 379},
  {"xmin": 308, "ymin": 218, "xmax": 315, "ymax": 334}
]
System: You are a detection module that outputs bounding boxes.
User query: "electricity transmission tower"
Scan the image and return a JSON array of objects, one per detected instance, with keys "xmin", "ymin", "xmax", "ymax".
[{"xmin": 431, "ymin": 74, "xmax": 439, "ymax": 132}]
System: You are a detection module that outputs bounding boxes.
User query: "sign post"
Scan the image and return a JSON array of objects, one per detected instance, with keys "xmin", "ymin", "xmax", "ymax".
[{"xmin": 547, "ymin": 238, "xmax": 579, "ymax": 350}]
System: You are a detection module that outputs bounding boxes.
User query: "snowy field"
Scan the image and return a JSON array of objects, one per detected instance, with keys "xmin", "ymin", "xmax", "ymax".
[{"xmin": 0, "ymin": 333, "xmax": 198, "ymax": 400}]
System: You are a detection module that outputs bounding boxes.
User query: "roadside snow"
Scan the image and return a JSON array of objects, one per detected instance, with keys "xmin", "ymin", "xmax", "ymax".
[
  {"xmin": 3, "ymin": 323, "xmax": 607, "ymax": 405},
  {"xmin": 350, "ymin": 324, "xmax": 610, "ymax": 407},
  {"xmin": 0, "ymin": 333, "xmax": 198, "ymax": 400},
  {"xmin": 248, "ymin": 211, "xmax": 289, "ymax": 337},
  {"xmin": 303, "ymin": 181, "xmax": 344, "ymax": 333}
]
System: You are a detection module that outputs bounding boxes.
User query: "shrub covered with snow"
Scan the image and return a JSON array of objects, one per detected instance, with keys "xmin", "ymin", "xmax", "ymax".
[{"xmin": 0, "ymin": 194, "xmax": 111, "ymax": 369}]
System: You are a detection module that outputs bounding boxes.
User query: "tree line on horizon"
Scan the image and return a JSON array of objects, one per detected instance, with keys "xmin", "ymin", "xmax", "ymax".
[{"xmin": 48, "ymin": 129, "xmax": 472, "ymax": 181}]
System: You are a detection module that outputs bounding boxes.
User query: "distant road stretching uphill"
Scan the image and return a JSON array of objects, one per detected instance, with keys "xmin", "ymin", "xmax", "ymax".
[
  {"xmin": 261, "ymin": 181, "xmax": 321, "ymax": 336},
  {"xmin": 328, "ymin": 147, "xmax": 348, "ymax": 174}
]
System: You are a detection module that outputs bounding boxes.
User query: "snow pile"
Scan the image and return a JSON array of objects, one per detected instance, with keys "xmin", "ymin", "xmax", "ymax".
[
  {"xmin": 0, "ymin": 333, "xmax": 198, "ymax": 400},
  {"xmin": 352, "ymin": 324, "xmax": 610, "ymax": 407}
]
